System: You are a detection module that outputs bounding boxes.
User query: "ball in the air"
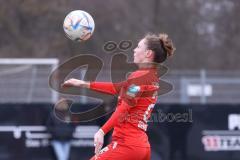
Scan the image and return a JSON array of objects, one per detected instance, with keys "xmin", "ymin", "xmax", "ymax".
[{"xmin": 63, "ymin": 10, "xmax": 95, "ymax": 42}]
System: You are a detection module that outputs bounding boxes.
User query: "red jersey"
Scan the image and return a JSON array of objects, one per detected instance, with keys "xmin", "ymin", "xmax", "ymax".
[{"xmin": 90, "ymin": 67, "xmax": 159, "ymax": 148}]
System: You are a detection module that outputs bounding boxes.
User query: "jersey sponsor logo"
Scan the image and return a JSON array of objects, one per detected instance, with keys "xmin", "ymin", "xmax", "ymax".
[{"xmin": 126, "ymin": 84, "xmax": 140, "ymax": 98}]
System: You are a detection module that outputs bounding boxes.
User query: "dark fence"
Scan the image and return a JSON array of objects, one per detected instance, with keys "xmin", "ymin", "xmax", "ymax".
[{"xmin": 0, "ymin": 103, "xmax": 239, "ymax": 160}]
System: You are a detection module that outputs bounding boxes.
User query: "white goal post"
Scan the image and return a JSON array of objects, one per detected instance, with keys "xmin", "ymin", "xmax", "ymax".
[{"xmin": 0, "ymin": 58, "xmax": 59, "ymax": 103}]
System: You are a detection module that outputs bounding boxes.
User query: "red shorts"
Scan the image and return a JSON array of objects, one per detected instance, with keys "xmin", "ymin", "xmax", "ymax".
[{"xmin": 90, "ymin": 141, "xmax": 151, "ymax": 160}]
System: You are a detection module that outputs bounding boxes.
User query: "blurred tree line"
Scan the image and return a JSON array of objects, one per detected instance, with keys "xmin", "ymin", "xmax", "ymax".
[{"xmin": 0, "ymin": 0, "xmax": 239, "ymax": 70}]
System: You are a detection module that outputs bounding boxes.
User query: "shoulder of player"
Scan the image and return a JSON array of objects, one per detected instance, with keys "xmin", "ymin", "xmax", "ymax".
[{"xmin": 128, "ymin": 70, "xmax": 150, "ymax": 79}]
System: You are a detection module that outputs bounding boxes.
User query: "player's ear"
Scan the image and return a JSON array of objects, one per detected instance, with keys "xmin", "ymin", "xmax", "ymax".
[{"xmin": 145, "ymin": 49, "xmax": 154, "ymax": 59}]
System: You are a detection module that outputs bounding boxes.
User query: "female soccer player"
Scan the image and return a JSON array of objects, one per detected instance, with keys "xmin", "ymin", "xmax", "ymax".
[{"xmin": 62, "ymin": 33, "xmax": 175, "ymax": 160}]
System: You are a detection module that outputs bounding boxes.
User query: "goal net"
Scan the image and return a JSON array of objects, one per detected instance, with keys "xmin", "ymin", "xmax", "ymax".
[{"xmin": 0, "ymin": 58, "xmax": 59, "ymax": 103}]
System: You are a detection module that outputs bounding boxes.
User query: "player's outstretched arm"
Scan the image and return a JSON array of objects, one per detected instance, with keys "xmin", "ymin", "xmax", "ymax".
[
  {"xmin": 61, "ymin": 78, "xmax": 90, "ymax": 88},
  {"xmin": 90, "ymin": 81, "xmax": 123, "ymax": 95},
  {"xmin": 62, "ymin": 78, "xmax": 124, "ymax": 95}
]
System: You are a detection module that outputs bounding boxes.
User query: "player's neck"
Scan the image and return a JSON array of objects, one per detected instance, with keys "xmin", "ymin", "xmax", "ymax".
[{"xmin": 137, "ymin": 63, "xmax": 157, "ymax": 69}]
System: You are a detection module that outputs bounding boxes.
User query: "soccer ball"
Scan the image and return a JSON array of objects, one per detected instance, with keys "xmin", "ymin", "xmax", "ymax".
[{"xmin": 63, "ymin": 10, "xmax": 95, "ymax": 42}]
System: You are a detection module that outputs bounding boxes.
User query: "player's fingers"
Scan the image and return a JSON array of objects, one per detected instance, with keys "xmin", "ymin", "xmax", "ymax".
[
  {"xmin": 95, "ymin": 141, "xmax": 100, "ymax": 153},
  {"xmin": 61, "ymin": 82, "xmax": 70, "ymax": 88},
  {"xmin": 61, "ymin": 80, "xmax": 75, "ymax": 88},
  {"xmin": 61, "ymin": 83, "xmax": 67, "ymax": 88},
  {"xmin": 94, "ymin": 138, "xmax": 98, "ymax": 154},
  {"xmin": 95, "ymin": 144, "xmax": 100, "ymax": 155},
  {"xmin": 95, "ymin": 142, "xmax": 103, "ymax": 155}
]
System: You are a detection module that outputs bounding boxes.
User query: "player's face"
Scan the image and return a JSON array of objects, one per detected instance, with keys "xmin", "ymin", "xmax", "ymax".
[{"xmin": 133, "ymin": 39, "xmax": 148, "ymax": 63}]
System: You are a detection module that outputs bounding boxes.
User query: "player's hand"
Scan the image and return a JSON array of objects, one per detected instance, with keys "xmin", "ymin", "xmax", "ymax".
[
  {"xmin": 61, "ymin": 78, "xmax": 89, "ymax": 88},
  {"xmin": 94, "ymin": 129, "xmax": 105, "ymax": 155}
]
